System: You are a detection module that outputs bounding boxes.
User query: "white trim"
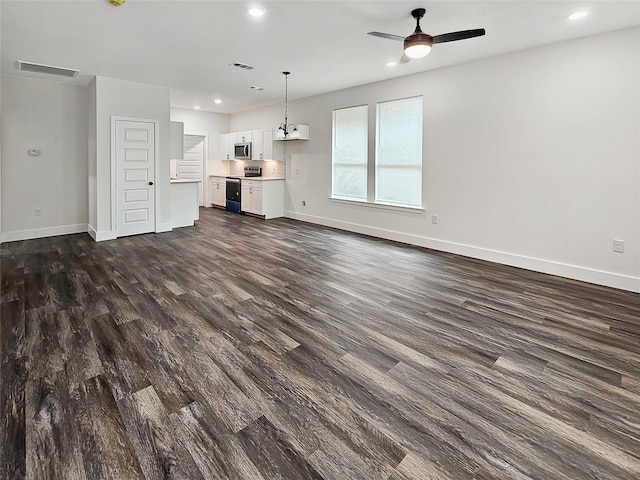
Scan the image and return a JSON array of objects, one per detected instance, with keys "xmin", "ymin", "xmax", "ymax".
[
  {"xmin": 111, "ymin": 116, "xmax": 160, "ymax": 238},
  {"xmin": 87, "ymin": 225, "xmax": 117, "ymax": 242},
  {"xmin": 284, "ymin": 210, "xmax": 640, "ymax": 293},
  {"xmin": 329, "ymin": 196, "xmax": 425, "ymax": 213},
  {"xmin": 87, "ymin": 225, "xmax": 97, "ymax": 241},
  {"xmin": 1, "ymin": 224, "xmax": 87, "ymax": 243}
]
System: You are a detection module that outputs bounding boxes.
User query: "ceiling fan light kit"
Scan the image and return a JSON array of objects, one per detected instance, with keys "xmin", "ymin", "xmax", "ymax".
[
  {"xmin": 368, "ymin": 7, "xmax": 485, "ymax": 63},
  {"xmin": 404, "ymin": 34, "xmax": 433, "ymax": 59}
]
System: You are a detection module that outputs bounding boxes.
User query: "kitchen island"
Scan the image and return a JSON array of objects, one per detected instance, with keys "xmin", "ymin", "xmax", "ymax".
[{"xmin": 170, "ymin": 178, "xmax": 200, "ymax": 228}]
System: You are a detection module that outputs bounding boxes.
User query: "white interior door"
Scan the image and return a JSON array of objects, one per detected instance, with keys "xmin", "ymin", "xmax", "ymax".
[
  {"xmin": 179, "ymin": 135, "xmax": 204, "ymax": 206},
  {"xmin": 116, "ymin": 120, "xmax": 155, "ymax": 237}
]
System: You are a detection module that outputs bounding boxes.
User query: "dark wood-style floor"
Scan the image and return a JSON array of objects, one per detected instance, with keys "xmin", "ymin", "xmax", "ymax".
[{"xmin": 1, "ymin": 207, "xmax": 639, "ymax": 480}]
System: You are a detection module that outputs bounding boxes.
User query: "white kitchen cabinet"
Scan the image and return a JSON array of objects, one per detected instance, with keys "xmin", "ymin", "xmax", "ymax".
[
  {"xmin": 251, "ymin": 129, "xmax": 263, "ymax": 160},
  {"xmin": 235, "ymin": 131, "xmax": 251, "ymax": 144},
  {"xmin": 251, "ymin": 129, "xmax": 284, "ymax": 161},
  {"xmin": 241, "ymin": 179, "xmax": 284, "ymax": 219},
  {"xmin": 241, "ymin": 181, "xmax": 262, "ymax": 215},
  {"xmin": 220, "ymin": 133, "xmax": 234, "ymax": 160},
  {"xmin": 170, "ymin": 121, "xmax": 184, "ymax": 159},
  {"xmin": 209, "ymin": 176, "xmax": 226, "ymax": 207}
]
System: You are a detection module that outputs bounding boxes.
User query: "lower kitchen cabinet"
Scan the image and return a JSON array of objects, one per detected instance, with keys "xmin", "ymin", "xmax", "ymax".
[
  {"xmin": 209, "ymin": 176, "xmax": 226, "ymax": 207},
  {"xmin": 241, "ymin": 179, "xmax": 284, "ymax": 219}
]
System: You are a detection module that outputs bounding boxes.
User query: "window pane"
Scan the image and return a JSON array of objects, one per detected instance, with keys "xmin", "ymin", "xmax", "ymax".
[
  {"xmin": 332, "ymin": 105, "xmax": 368, "ymax": 199},
  {"xmin": 376, "ymin": 97, "xmax": 422, "ymax": 206}
]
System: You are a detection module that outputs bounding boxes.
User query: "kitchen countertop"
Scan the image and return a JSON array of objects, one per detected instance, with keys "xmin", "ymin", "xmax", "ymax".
[{"xmin": 170, "ymin": 178, "xmax": 201, "ymax": 184}]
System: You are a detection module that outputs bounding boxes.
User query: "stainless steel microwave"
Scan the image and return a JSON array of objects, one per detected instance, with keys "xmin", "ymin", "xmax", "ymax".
[{"xmin": 234, "ymin": 142, "xmax": 252, "ymax": 160}]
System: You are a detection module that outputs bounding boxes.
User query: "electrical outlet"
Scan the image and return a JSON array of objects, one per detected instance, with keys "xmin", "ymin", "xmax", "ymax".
[
  {"xmin": 302, "ymin": 200, "xmax": 306, "ymax": 206},
  {"xmin": 613, "ymin": 239, "xmax": 624, "ymax": 253},
  {"xmin": 431, "ymin": 214, "xmax": 438, "ymax": 224},
  {"xmin": 34, "ymin": 208, "xmax": 42, "ymax": 216}
]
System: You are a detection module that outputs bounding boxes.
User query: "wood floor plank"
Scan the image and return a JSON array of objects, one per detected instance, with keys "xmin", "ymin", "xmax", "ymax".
[
  {"xmin": 25, "ymin": 370, "xmax": 86, "ymax": 479},
  {"xmin": 117, "ymin": 386, "xmax": 204, "ymax": 480},
  {"xmin": 1, "ymin": 357, "xmax": 26, "ymax": 480},
  {"xmin": 170, "ymin": 401, "xmax": 266, "ymax": 480},
  {"xmin": 71, "ymin": 375, "xmax": 146, "ymax": 480},
  {"xmin": 236, "ymin": 415, "xmax": 325, "ymax": 480}
]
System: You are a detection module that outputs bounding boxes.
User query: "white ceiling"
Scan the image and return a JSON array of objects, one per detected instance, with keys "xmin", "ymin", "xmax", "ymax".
[{"xmin": 2, "ymin": 1, "xmax": 639, "ymax": 114}]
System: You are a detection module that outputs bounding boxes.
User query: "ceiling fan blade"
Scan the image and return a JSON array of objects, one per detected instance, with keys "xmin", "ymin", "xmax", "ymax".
[
  {"xmin": 367, "ymin": 31, "xmax": 405, "ymax": 42},
  {"xmin": 399, "ymin": 54, "xmax": 412, "ymax": 64},
  {"xmin": 432, "ymin": 28, "xmax": 485, "ymax": 44}
]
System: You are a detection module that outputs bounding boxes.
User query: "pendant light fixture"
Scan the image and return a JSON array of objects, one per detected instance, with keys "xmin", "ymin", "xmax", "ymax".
[{"xmin": 275, "ymin": 72, "xmax": 300, "ymax": 140}]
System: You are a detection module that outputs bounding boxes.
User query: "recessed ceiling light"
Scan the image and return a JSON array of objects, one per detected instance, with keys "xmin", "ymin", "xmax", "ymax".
[
  {"xmin": 214, "ymin": 99, "xmax": 222, "ymax": 104},
  {"xmin": 193, "ymin": 105, "xmax": 201, "ymax": 110},
  {"xmin": 386, "ymin": 61, "xmax": 397, "ymax": 67},
  {"xmin": 568, "ymin": 11, "xmax": 588, "ymax": 21},
  {"xmin": 248, "ymin": 7, "xmax": 265, "ymax": 17}
]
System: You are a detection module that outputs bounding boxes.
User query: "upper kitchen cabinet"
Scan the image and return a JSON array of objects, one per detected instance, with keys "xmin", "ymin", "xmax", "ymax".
[
  {"xmin": 235, "ymin": 131, "xmax": 251, "ymax": 144},
  {"xmin": 252, "ymin": 129, "xmax": 284, "ymax": 161},
  {"xmin": 220, "ymin": 133, "xmax": 234, "ymax": 160},
  {"xmin": 170, "ymin": 121, "xmax": 184, "ymax": 159}
]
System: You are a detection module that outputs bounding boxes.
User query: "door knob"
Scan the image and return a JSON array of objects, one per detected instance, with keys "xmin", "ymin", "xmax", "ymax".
[{"xmin": 148, "ymin": 182, "xmax": 154, "ymax": 185}]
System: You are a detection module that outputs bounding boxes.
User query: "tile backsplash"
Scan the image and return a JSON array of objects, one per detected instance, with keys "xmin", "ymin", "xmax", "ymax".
[{"xmin": 228, "ymin": 160, "xmax": 285, "ymax": 178}]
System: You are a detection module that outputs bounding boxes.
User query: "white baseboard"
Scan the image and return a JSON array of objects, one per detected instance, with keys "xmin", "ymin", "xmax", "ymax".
[
  {"xmin": 87, "ymin": 225, "xmax": 116, "ymax": 242},
  {"xmin": 284, "ymin": 210, "xmax": 640, "ymax": 293},
  {"xmin": 1, "ymin": 223, "xmax": 88, "ymax": 243}
]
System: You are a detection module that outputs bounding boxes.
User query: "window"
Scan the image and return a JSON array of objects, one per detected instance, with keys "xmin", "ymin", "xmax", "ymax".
[
  {"xmin": 331, "ymin": 96, "xmax": 423, "ymax": 209},
  {"xmin": 332, "ymin": 105, "xmax": 368, "ymax": 200},
  {"xmin": 376, "ymin": 96, "xmax": 423, "ymax": 207}
]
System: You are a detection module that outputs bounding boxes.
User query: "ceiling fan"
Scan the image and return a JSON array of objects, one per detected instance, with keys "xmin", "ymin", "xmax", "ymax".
[{"xmin": 368, "ymin": 8, "xmax": 485, "ymax": 63}]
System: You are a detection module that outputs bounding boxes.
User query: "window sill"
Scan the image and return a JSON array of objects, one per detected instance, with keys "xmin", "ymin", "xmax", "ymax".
[{"xmin": 329, "ymin": 197, "xmax": 425, "ymax": 214}]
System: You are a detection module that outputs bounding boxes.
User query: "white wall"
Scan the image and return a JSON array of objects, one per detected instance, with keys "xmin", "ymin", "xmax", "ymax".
[
  {"xmin": 90, "ymin": 76, "xmax": 171, "ymax": 239},
  {"xmin": 230, "ymin": 28, "xmax": 640, "ymax": 292},
  {"xmin": 1, "ymin": 76, "xmax": 88, "ymax": 241},
  {"xmin": 170, "ymin": 108, "xmax": 230, "ymax": 176}
]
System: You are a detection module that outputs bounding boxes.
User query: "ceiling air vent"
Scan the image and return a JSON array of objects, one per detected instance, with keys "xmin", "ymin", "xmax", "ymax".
[
  {"xmin": 17, "ymin": 60, "xmax": 79, "ymax": 78},
  {"xmin": 230, "ymin": 62, "xmax": 256, "ymax": 70}
]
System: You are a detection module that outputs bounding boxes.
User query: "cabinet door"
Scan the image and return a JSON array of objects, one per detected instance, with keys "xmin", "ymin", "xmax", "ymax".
[
  {"xmin": 241, "ymin": 184, "xmax": 251, "ymax": 212},
  {"xmin": 261, "ymin": 129, "xmax": 272, "ymax": 160},
  {"xmin": 251, "ymin": 129, "xmax": 263, "ymax": 160},
  {"xmin": 236, "ymin": 131, "xmax": 251, "ymax": 144},
  {"xmin": 252, "ymin": 186, "xmax": 263, "ymax": 215},
  {"xmin": 220, "ymin": 133, "xmax": 233, "ymax": 160},
  {"xmin": 210, "ymin": 179, "xmax": 225, "ymax": 206}
]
